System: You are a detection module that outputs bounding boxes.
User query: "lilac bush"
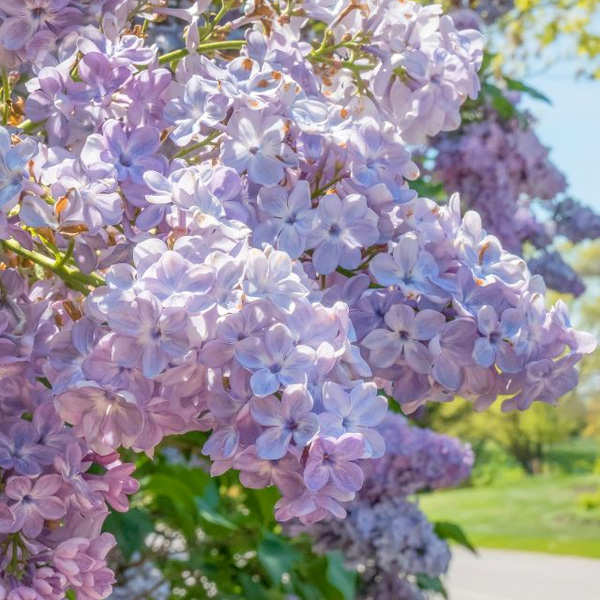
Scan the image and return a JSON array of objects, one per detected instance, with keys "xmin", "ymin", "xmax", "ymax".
[
  {"xmin": 429, "ymin": 45, "xmax": 600, "ymax": 296},
  {"xmin": 298, "ymin": 414, "xmax": 474, "ymax": 599},
  {"xmin": 0, "ymin": 0, "xmax": 595, "ymax": 597}
]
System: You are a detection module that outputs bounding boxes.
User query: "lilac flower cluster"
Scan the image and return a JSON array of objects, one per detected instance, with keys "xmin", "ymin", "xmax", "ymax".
[
  {"xmin": 0, "ymin": 270, "xmax": 137, "ymax": 600},
  {"xmin": 359, "ymin": 414, "xmax": 474, "ymax": 500},
  {"xmin": 324, "ymin": 195, "xmax": 596, "ymax": 414},
  {"xmin": 430, "ymin": 94, "xmax": 600, "ymax": 296},
  {"xmin": 299, "ymin": 415, "xmax": 472, "ymax": 599},
  {"xmin": 309, "ymin": 497, "xmax": 451, "ymax": 600},
  {"xmin": 448, "ymin": 0, "xmax": 515, "ymax": 26},
  {"xmin": 0, "ymin": 0, "xmax": 594, "ymax": 596},
  {"xmin": 552, "ymin": 197, "xmax": 600, "ymax": 244},
  {"xmin": 432, "ymin": 103, "xmax": 566, "ymax": 254}
]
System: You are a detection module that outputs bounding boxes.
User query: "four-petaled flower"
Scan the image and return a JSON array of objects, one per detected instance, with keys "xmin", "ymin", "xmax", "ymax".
[
  {"xmin": 304, "ymin": 433, "xmax": 366, "ymax": 492},
  {"xmin": 250, "ymin": 384, "xmax": 319, "ymax": 459}
]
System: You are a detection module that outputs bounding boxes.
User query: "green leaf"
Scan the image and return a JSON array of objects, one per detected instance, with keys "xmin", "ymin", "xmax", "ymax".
[
  {"xmin": 434, "ymin": 521, "xmax": 477, "ymax": 554},
  {"xmin": 482, "ymin": 82, "xmax": 517, "ymax": 120},
  {"xmin": 196, "ymin": 497, "xmax": 239, "ymax": 531},
  {"xmin": 479, "ymin": 51, "xmax": 496, "ymax": 75},
  {"xmin": 503, "ymin": 76, "xmax": 551, "ymax": 104},
  {"xmin": 326, "ymin": 551, "xmax": 356, "ymax": 600},
  {"xmin": 245, "ymin": 486, "xmax": 280, "ymax": 526},
  {"xmin": 144, "ymin": 473, "xmax": 200, "ymax": 537},
  {"xmin": 239, "ymin": 574, "xmax": 271, "ymax": 600},
  {"xmin": 258, "ymin": 531, "xmax": 300, "ymax": 585},
  {"xmin": 416, "ymin": 574, "xmax": 448, "ymax": 598},
  {"xmin": 103, "ymin": 508, "xmax": 154, "ymax": 560},
  {"xmin": 410, "ymin": 178, "xmax": 446, "ymax": 200}
]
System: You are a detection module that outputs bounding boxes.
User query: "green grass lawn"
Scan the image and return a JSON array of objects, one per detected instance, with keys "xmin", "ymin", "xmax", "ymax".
[{"xmin": 420, "ymin": 474, "xmax": 600, "ymax": 558}]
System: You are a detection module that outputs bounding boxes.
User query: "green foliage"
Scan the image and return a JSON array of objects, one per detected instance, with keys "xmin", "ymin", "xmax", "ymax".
[
  {"xmin": 104, "ymin": 509, "xmax": 155, "ymax": 561},
  {"xmin": 577, "ymin": 488, "xmax": 600, "ymax": 511},
  {"xmin": 433, "ymin": 521, "xmax": 477, "ymax": 554},
  {"xmin": 426, "ymin": 397, "xmax": 586, "ymax": 477},
  {"xmin": 103, "ymin": 437, "xmax": 357, "ymax": 600},
  {"xmin": 505, "ymin": 0, "xmax": 600, "ymax": 79},
  {"xmin": 415, "ymin": 574, "xmax": 448, "ymax": 599},
  {"xmin": 326, "ymin": 551, "xmax": 358, "ymax": 600}
]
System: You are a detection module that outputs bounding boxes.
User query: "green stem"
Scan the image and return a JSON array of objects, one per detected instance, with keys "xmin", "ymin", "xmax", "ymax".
[
  {"xmin": 1, "ymin": 67, "xmax": 10, "ymax": 126},
  {"xmin": 336, "ymin": 266, "xmax": 356, "ymax": 278},
  {"xmin": 1, "ymin": 238, "xmax": 105, "ymax": 293},
  {"xmin": 172, "ymin": 129, "xmax": 222, "ymax": 159},
  {"xmin": 158, "ymin": 40, "xmax": 246, "ymax": 65},
  {"xmin": 204, "ymin": 0, "xmax": 236, "ymax": 39},
  {"xmin": 54, "ymin": 238, "xmax": 75, "ymax": 269},
  {"xmin": 312, "ymin": 175, "xmax": 344, "ymax": 198},
  {"xmin": 17, "ymin": 119, "xmax": 43, "ymax": 134}
]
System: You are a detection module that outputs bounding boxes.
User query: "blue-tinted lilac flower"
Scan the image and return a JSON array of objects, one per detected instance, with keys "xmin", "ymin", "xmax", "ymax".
[
  {"xmin": 200, "ymin": 56, "xmax": 283, "ymax": 109},
  {"xmin": 26, "ymin": 68, "xmax": 90, "ymax": 145},
  {"xmin": 250, "ymin": 384, "xmax": 319, "ymax": 459},
  {"xmin": 0, "ymin": 0, "xmax": 82, "ymax": 56},
  {"xmin": 199, "ymin": 302, "xmax": 272, "ymax": 368},
  {"xmin": 304, "ymin": 433, "xmax": 365, "ymax": 492},
  {"xmin": 430, "ymin": 320, "xmax": 478, "ymax": 390},
  {"xmin": 204, "ymin": 254, "xmax": 245, "ymax": 315},
  {"xmin": 0, "ymin": 128, "xmax": 37, "ymax": 210},
  {"xmin": 319, "ymin": 382, "xmax": 387, "ymax": 458},
  {"xmin": 82, "ymin": 120, "xmax": 164, "ymax": 185},
  {"xmin": 348, "ymin": 118, "xmax": 415, "ymax": 188},
  {"xmin": 472, "ymin": 305, "xmax": 522, "ymax": 372},
  {"xmin": 243, "ymin": 248, "xmax": 308, "ymax": 312},
  {"xmin": 164, "ymin": 75, "xmax": 230, "ymax": 146},
  {"xmin": 459, "ymin": 224, "xmax": 528, "ymax": 289},
  {"xmin": 6, "ymin": 474, "xmax": 65, "ymax": 538},
  {"xmin": 547, "ymin": 300, "xmax": 598, "ymax": 356},
  {"xmin": 362, "ymin": 305, "xmax": 445, "ymax": 372},
  {"xmin": 78, "ymin": 16, "xmax": 155, "ymax": 65},
  {"xmin": 77, "ymin": 52, "xmax": 131, "ymax": 103},
  {"xmin": 308, "ymin": 193, "xmax": 379, "ymax": 275},
  {"xmin": 221, "ymin": 109, "xmax": 297, "ymax": 185},
  {"xmin": 502, "ymin": 353, "xmax": 581, "ymax": 412},
  {"xmin": 52, "ymin": 159, "xmax": 123, "ymax": 233},
  {"xmin": 254, "ymin": 180, "xmax": 315, "ymax": 258},
  {"xmin": 123, "ymin": 67, "xmax": 172, "ymax": 127},
  {"xmin": 0, "ymin": 421, "xmax": 51, "ymax": 475},
  {"xmin": 370, "ymin": 234, "xmax": 445, "ymax": 298},
  {"xmin": 135, "ymin": 250, "xmax": 214, "ymax": 313},
  {"xmin": 235, "ymin": 323, "xmax": 316, "ymax": 396}
]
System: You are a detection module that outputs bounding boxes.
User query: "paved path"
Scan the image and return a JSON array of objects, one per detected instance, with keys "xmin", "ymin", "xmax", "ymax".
[{"xmin": 446, "ymin": 547, "xmax": 600, "ymax": 600}]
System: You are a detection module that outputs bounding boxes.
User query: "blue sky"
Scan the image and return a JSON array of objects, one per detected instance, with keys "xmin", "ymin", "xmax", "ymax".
[{"xmin": 524, "ymin": 64, "xmax": 600, "ymax": 210}]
